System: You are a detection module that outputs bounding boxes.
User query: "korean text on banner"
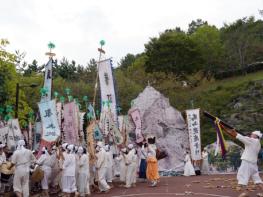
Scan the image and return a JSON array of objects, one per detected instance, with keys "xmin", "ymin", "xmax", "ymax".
[
  {"xmin": 129, "ymin": 109, "xmax": 144, "ymax": 143},
  {"xmin": 63, "ymin": 102, "xmax": 79, "ymax": 144},
  {"xmin": 98, "ymin": 59, "xmax": 118, "ymax": 122},
  {"xmin": 38, "ymin": 100, "xmax": 60, "ymax": 142},
  {"xmin": 186, "ymin": 109, "xmax": 201, "ymax": 160}
]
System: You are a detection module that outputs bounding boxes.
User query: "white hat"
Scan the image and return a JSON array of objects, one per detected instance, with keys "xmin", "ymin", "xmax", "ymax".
[
  {"xmin": 97, "ymin": 141, "xmax": 104, "ymax": 148},
  {"xmin": 121, "ymin": 148, "xmax": 127, "ymax": 152},
  {"xmin": 103, "ymin": 145, "xmax": 109, "ymax": 151},
  {"xmin": 62, "ymin": 143, "xmax": 68, "ymax": 150},
  {"xmin": 128, "ymin": 144, "xmax": 133, "ymax": 149},
  {"xmin": 78, "ymin": 146, "xmax": 84, "ymax": 154},
  {"xmin": 252, "ymin": 131, "xmax": 262, "ymax": 138},
  {"xmin": 67, "ymin": 144, "xmax": 74, "ymax": 152}
]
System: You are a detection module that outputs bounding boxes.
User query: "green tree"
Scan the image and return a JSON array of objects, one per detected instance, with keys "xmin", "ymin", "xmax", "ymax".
[
  {"xmin": 221, "ymin": 16, "xmax": 263, "ymax": 69},
  {"xmin": 118, "ymin": 53, "xmax": 138, "ymax": 70},
  {"xmin": 190, "ymin": 25, "xmax": 224, "ymax": 77},
  {"xmin": 188, "ymin": 19, "xmax": 208, "ymax": 34},
  {"xmin": 144, "ymin": 31, "xmax": 203, "ymax": 77}
]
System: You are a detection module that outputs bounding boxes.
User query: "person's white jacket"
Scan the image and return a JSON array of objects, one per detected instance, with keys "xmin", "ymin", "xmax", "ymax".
[
  {"xmin": 37, "ymin": 152, "xmax": 52, "ymax": 190},
  {"xmin": 236, "ymin": 134, "xmax": 261, "ymax": 163},
  {"xmin": 236, "ymin": 133, "xmax": 262, "ymax": 185}
]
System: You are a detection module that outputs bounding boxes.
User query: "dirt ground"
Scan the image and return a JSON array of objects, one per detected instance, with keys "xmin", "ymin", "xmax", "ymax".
[
  {"xmin": 4, "ymin": 174, "xmax": 263, "ymax": 197},
  {"xmin": 91, "ymin": 174, "xmax": 263, "ymax": 197}
]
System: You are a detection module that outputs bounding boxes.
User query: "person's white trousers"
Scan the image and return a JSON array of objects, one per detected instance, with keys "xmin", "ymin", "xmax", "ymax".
[{"xmin": 237, "ymin": 160, "xmax": 263, "ymax": 185}]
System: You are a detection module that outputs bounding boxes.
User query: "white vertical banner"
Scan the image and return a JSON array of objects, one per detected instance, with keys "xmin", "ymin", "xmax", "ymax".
[
  {"xmin": 186, "ymin": 109, "xmax": 201, "ymax": 160},
  {"xmin": 7, "ymin": 119, "xmax": 23, "ymax": 150},
  {"xmin": 38, "ymin": 100, "xmax": 60, "ymax": 142},
  {"xmin": 0, "ymin": 126, "xmax": 9, "ymax": 145},
  {"xmin": 41, "ymin": 59, "xmax": 53, "ymax": 102},
  {"xmin": 98, "ymin": 58, "xmax": 118, "ymax": 123}
]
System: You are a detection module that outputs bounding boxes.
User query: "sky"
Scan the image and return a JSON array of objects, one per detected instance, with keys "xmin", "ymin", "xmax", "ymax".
[{"xmin": 1, "ymin": 0, "xmax": 262, "ymax": 66}]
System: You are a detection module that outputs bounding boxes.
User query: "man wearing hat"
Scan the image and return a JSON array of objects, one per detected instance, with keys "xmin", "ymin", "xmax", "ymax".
[
  {"xmin": 224, "ymin": 129, "xmax": 263, "ymax": 189},
  {"xmin": 10, "ymin": 140, "xmax": 36, "ymax": 197}
]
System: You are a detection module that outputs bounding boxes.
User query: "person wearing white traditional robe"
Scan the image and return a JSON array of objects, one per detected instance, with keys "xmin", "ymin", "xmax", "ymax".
[
  {"xmin": 125, "ymin": 144, "xmax": 137, "ymax": 188},
  {"xmin": 104, "ymin": 145, "xmax": 114, "ymax": 186},
  {"xmin": 62, "ymin": 144, "xmax": 77, "ymax": 196},
  {"xmin": 201, "ymin": 148, "xmax": 210, "ymax": 175},
  {"xmin": 77, "ymin": 146, "xmax": 90, "ymax": 196},
  {"xmin": 10, "ymin": 140, "xmax": 36, "ymax": 197},
  {"xmin": 95, "ymin": 142, "xmax": 110, "ymax": 193},
  {"xmin": 183, "ymin": 152, "xmax": 196, "ymax": 176},
  {"xmin": 117, "ymin": 148, "xmax": 127, "ymax": 185},
  {"xmin": 37, "ymin": 147, "xmax": 52, "ymax": 197},
  {"xmin": 235, "ymin": 131, "xmax": 263, "ymax": 188}
]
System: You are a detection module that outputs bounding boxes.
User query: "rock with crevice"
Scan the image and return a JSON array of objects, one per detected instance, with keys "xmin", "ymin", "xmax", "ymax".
[{"xmin": 128, "ymin": 86, "xmax": 189, "ymax": 171}]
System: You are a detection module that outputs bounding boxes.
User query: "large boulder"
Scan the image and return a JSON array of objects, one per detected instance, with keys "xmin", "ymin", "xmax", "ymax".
[{"xmin": 128, "ymin": 86, "xmax": 189, "ymax": 171}]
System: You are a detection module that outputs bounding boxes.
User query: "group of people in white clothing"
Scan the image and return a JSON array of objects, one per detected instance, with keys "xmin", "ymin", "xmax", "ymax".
[{"xmin": 1, "ymin": 128, "xmax": 261, "ymax": 196}]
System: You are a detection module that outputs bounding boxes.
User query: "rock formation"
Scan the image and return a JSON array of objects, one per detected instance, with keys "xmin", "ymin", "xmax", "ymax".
[{"xmin": 128, "ymin": 86, "xmax": 189, "ymax": 171}]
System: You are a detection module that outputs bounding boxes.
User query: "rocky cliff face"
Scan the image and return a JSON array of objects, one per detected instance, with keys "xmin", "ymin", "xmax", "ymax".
[{"xmin": 128, "ymin": 86, "xmax": 189, "ymax": 171}]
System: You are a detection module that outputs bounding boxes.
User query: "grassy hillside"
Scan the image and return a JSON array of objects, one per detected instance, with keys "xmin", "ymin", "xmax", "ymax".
[{"xmin": 166, "ymin": 71, "xmax": 263, "ymax": 146}]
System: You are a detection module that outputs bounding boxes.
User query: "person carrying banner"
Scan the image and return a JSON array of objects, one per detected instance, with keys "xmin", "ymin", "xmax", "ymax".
[
  {"xmin": 77, "ymin": 146, "xmax": 90, "ymax": 196},
  {"xmin": 9, "ymin": 140, "xmax": 36, "ymax": 197},
  {"xmin": 125, "ymin": 144, "xmax": 137, "ymax": 188},
  {"xmin": 36, "ymin": 147, "xmax": 52, "ymax": 197},
  {"xmin": 95, "ymin": 142, "xmax": 110, "ymax": 193},
  {"xmin": 222, "ymin": 126, "xmax": 263, "ymax": 190}
]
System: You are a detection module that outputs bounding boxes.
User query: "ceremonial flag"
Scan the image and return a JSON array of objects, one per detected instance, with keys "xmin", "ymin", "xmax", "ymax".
[
  {"xmin": 129, "ymin": 109, "xmax": 144, "ymax": 143},
  {"xmin": 63, "ymin": 102, "xmax": 79, "ymax": 144},
  {"xmin": 41, "ymin": 59, "xmax": 53, "ymax": 102},
  {"xmin": 6, "ymin": 119, "xmax": 23, "ymax": 150},
  {"xmin": 186, "ymin": 109, "xmax": 201, "ymax": 160},
  {"xmin": 56, "ymin": 102, "xmax": 62, "ymax": 129},
  {"xmin": 38, "ymin": 100, "xmax": 60, "ymax": 142},
  {"xmin": 214, "ymin": 118, "xmax": 227, "ymax": 158},
  {"xmin": 98, "ymin": 58, "xmax": 118, "ymax": 122},
  {"xmin": 33, "ymin": 121, "xmax": 42, "ymax": 150},
  {"xmin": 0, "ymin": 126, "xmax": 8, "ymax": 145}
]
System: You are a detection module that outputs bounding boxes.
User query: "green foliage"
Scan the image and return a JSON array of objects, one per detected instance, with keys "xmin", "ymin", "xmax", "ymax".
[
  {"xmin": 221, "ymin": 16, "xmax": 263, "ymax": 68},
  {"xmin": 145, "ymin": 31, "xmax": 203, "ymax": 76},
  {"xmin": 188, "ymin": 19, "xmax": 208, "ymax": 34}
]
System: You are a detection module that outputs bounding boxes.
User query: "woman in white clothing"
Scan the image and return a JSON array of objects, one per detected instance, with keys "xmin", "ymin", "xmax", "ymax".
[
  {"xmin": 37, "ymin": 147, "xmax": 52, "ymax": 197},
  {"xmin": 183, "ymin": 152, "xmax": 196, "ymax": 176},
  {"xmin": 62, "ymin": 144, "xmax": 77, "ymax": 197},
  {"xmin": 201, "ymin": 148, "xmax": 210, "ymax": 175},
  {"xmin": 77, "ymin": 146, "xmax": 90, "ymax": 196}
]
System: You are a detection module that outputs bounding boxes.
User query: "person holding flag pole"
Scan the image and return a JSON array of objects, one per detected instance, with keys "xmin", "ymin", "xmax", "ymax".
[{"xmin": 216, "ymin": 121, "xmax": 263, "ymax": 190}]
